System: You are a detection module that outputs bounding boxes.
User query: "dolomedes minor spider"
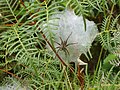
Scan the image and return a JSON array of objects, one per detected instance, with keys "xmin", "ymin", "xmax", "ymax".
[{"xmin": 55, "ymin": 32, "xmax": 77, "ymax": 56}]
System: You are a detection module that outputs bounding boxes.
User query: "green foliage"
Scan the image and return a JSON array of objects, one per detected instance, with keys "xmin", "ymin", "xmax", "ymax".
[
  {"xmin": 102, "ymin": 54, "xmax": 117, "ymax": 71},
  {"xmin": 0, "ymin": 0, "xmax": 120, "ymax": 90},
  {"xmin": 85, "ymin": 64, "xmax": 120, "ymax": 90},
  {"xmin": 0, "ymin": 0, "xmax": 80, "ymax": 89},
  {"xmin": 98, "ymin": 14, "xmax": 120, "ymax": 68}
]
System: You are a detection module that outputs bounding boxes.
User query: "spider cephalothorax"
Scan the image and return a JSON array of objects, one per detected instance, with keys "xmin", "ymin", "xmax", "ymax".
[{"xmin": 55, "ymin": 32, "xmax": 77, "ymax": 56}]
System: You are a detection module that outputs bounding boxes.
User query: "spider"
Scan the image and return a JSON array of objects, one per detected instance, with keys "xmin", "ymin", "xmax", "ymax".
[{"xmin": 55, "ymin": 32, "xmax": 77, "ymax": 56}]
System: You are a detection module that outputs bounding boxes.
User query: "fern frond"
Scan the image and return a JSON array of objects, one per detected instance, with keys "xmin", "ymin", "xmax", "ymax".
[
  {"xmin": 0, "ymin": 0, "xmax": 20, "ymax": 24},
  {"xmin": 98, "ymin": 14, "xmax": 119, "ymax": 50},
  {"xmin": 67, "ymin": 0, "xmax": 89, "ymax": 16},
  {"xmin": 98, "ymin": 13, "xmax": 120, "ymax": 67},
  {"xmin": 0, "ymin": 0, "xmax": 66, "ymax": 69}
]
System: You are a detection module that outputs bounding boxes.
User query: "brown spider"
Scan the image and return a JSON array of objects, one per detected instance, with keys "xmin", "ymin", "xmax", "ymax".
[{"xmin": 55, "ymin": 32, "xmax": 77, "ymax": 56}]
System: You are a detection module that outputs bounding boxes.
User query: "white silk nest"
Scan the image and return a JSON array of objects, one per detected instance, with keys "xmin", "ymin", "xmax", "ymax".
[{"xmin": 45, "ymin": 9, "xmax": 98, "ymax": 62}]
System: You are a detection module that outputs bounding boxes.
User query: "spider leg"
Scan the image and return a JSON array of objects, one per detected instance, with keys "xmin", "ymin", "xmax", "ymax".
[
  {"xmin": 63, "ymin": 48, "xmax": 70, "ymax": 56},
  {"xmin": 59, "ymin": 37, "xmax": 64, "ymax": 45},
  {"xmin": 66, "ymin": 42, "xmax": 78, "ymax": 47},
  {"xmin": 55, "ymin": 41, "xmax": 61, "ymax": 45},
  {"xmin": 55, "ymin": 46, "xmax": 61, "ymax": 49},
  {"xmin": 54, "ymin": 48, "xmax": 61, "ymax": 59},
  {"xmin": 65, "ymin": 32, "xmax": 72, "ymax": 43},
  {"xmin": 56, "ymin": 48, "xmax": 61, "ymax": 53}
]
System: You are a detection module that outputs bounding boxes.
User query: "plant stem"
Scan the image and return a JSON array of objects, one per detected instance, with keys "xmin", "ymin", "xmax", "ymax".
[{"xmin": 40, "ymin": 31, "xmax": 74, "ymax": 73}]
